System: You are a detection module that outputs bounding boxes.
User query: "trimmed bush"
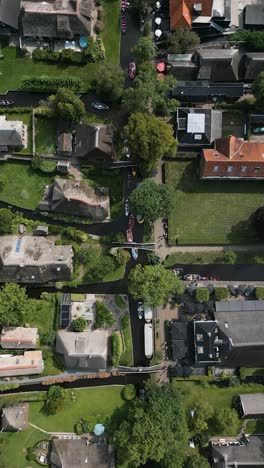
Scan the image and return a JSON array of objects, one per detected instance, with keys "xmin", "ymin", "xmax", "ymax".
[
  {"xmin": 21, "ymin": 75, "xmax": 81, "ymax": 92},
  {"xmin": 224, "ymin": 250, "xmax": 237, "ymax": 264},
  {"xmin": 95, "ymin": 302, "xmax": 115, "ymax": 328},
  {"xmin": 214, "ymin": 287, "xmax": 228, "ymax": 301},
  {"xmin": 122, "ymin": 384, "xmax": 136, "ymax": 401},
  {"xmin": 71, "ymin": 317, "xmax": 87, "ymax": 332},
  {"xmin": 195, "ymin": 287, "xmax": 210, "ymax": 303},
  {"xmin": 112, "ymin": 331, "xmax": 122, "ymax": 367},
  {"xmin": 255, "ymin": 287, "xmax": 264, "ymax": 300}
]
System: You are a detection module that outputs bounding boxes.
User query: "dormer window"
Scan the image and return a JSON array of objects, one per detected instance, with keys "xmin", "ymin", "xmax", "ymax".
[{"xmin": 213, "ymin": 153, "xmax": 219, "ymax": 157}]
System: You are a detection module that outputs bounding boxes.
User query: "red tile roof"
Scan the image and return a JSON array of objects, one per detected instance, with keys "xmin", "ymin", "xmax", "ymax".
[
  {"xmin": 203, "ymin": 136, "xmax": 264, "ymax": 163},
  {"xmin": 170, "ymin": 0, "xmax": 213, "ymax": 30}
]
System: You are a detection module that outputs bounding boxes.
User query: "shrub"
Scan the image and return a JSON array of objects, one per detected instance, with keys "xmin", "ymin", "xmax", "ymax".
[
  {"xmin": 224, "ymin": 250, "xmax": 237, "ymax": 264},
  {"xmin": 115, "ymin": 249, "xmax": 130, "ymax": 266},
  {"xmin": 112, "ymin": 331, "xmax": 122, "ymax": 367},
  {"xmin": 143, "ymin": 21, "xmax": 151, "ymax": 37},
  {"xmin": 40, "ymin": 330, "xmax": 56, "ymax": 346},
  {"xmin": 62, "ymin": 227, "xmax": 88, "ymax": 243},
  {"xmin": 214, "ymin": 287, "xmax": 228, "ymax": 301},
  {"xmin": 45, "ymin": 385, "xmax": 66, "ymax": 414},
  {"xmin": 71, "ymin": 317, "xmax": 87, "ymax": 332},
  {"xmin": 91, "ymin": 256, "xmax": 116, "ymax": 281},
  {"xmin": 255, "ymin": 287, "xmax": 264, "ymax": 300},
  {"xmin": 95, "ymin": 20, "xmax": 104, "ymax": 33},
  {"xmin": 39, "ymin": 160, "xmax": 57, "ymax": 173},
  {"xmin": 26, "ymin": 449, "xmax": 35, "ymax": 461},
  {"xmin": 195, "ymin": 287, "xmax": 210, "ymax": 303},
  {"xmin": 122, "ymin": 384, "xmax": 136, "ymax": 401},
  {"xmin": 95, "ymin": 301, "xmax": 115, "ymax": 328},
  {"xmin": 21, "ymin": 75, "xmax": 81, "ymax": 92}
]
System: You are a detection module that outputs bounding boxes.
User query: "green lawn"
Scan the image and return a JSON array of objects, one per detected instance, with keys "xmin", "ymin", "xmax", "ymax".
[
  {"xmin": 0, "ymin": 161, "xmax": 53, "ymax": 209},
  {"xmin": 119, "ymin": 312, "xmax": 133, "ymax": 366},
  {"xmin": 6, "ymin": 112, "xmax": 33, "ymax": 154},
  {"xmin": 35, "ymin": 117, "xmax": 57, "ymax": 156},
  {"xmin": 0, "ymin": 3, "xmax": 120, "ymax": 93},
  {"xmin": 164, "ymin": 250, "xmax": 264, "ymax": 266},
  {"xmin": 166, "ymin": 160, "xmax": 264, "ymax": 244},
  {"xmin": 246, "ymin": 419, "xmax": 264, "ymax": 434},
  {"xmin": 29, "ymin": 386, "xmax": 124, "ymax": 432},
  {"xmin": 0, "ymin": 427, "xmax": 46, "ymax": 468}
]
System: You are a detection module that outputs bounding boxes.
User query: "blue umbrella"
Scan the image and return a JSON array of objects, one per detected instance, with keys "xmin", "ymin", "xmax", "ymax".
[{"xmin": 94, "ymin": 423, "xmax": 105, "ymax": 436}]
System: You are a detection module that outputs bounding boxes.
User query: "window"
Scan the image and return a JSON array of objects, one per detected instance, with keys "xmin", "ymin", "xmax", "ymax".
[
  {"xmin": 241, "ymin": 166, "xmax": 247, "ymax": 172},
  {"xmin": 255, "ymin": 167, "xmax": 261, "ymax": 172},
  {"xmin": 227, "ymin": 166, "xmax": 233, "ymax": 172},
  {"xmin": 213, "ymin": 166, "xmax": 219, "ymax": 173}
]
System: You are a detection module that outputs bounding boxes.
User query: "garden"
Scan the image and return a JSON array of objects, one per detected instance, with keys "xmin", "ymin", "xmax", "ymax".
[
  {"xmin": 35, "ymin": 117, "xmax": 58, "ymax": 156},
  {"xmin": 166, "ymin": 160, "xmax": 264, "ymax": 244}
]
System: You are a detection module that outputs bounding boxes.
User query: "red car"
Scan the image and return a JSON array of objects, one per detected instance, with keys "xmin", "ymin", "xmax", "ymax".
[
  {"xmin": 121, "ymin": 16, "xmax": 126, "ymax": 33},
  {"xmin": 126, "ymin": 229, "xmax": 133, "ymax": 243},
  {"xmin": 128, "ymin": 62, "xmax": 136, "ymax": 80}
]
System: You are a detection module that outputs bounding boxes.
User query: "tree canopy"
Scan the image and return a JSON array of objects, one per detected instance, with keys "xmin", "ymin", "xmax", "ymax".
[
  {"xmin": 251, "ymin": 205, "xmax": 264, "ymax": 239},
  {"xmin": 129, "ymin": 178, "xmax": 175, "ymax": 223},
  {"xmin": 95, "ymin": 62, "xmax": 125, "ymax": 102},
  {"xmin": 130, "ymin": 0, "xmax": 155, "ymax": 15},
  {"xmin": 48, "ymin": 87, "xmax": 85, "ymax": 123},
  {"xmin": 163, "ymin": 30, "xmax": 200, "ymax": 54},
  {"xmin": 128, "ymin": 265, "xmax": 184, "ymax": 307},
  {"xmin": 230, "ymin": 30, "xmax": 264, "ymax": 51},
  {"xmin": 132, "ymin": 37, "xmax": 157, "ymax": 63},
  {"xmin": 0, "ymin": 283, "xmax": 28, "ymax": 326},
  {"xmin": 46, "ymin": 385, "xmax": 67, "ymax": 414},
  {"xmin": 71, "ymin": 316, "xmax": 87, "ymax": 332},
  {"xmin": 0, "ymin": 208, "xmax": 13, "ymax": 234},
  {"xmin": 122, "ymin": 62, "xmax": 179, "ymax": 115},
  {"xmin": 184, "ymin": 454, "xmax": 210, "ymax": 468},
  {"xmin": 114, "ymin": 382, "xmax": 189, "ymax": 467},
  {"xmin": 125, "ymin": 113, "xmax": 176, "ymax": 174},
  {"xmin": 213, "ymin": 408, "xmax": 240, "ymax": 436},
  {"xmin": 252, "ymin": 73, "xmax": 264, "ymax": 110}
]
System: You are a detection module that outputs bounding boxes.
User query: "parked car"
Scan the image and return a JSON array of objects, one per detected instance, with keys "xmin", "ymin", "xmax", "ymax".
[
  {"xmin": 184, "ymin": 274, "xmax": 202, "ymax": 281},
  {"xmin": 91, "ymin": 101, "xmax": 109, "ymax": 111},
  {"xmin": 121, "ymin": 15, "xmax": 126, "ymax": 33},
  {"xmin": 128, "ymin": 62, "xmax": 136, "ymax": 80},
  {"xmin": 124, "ymin": 200, "xmax": 129, "ymax": 216},
  {"xmin": 126, "ymin": 229, "xmax": 133, "ymax": 243},
  {"xmin": 0, "ymin": 100, "xmax": 14, "ymax": 106},
  {"xmin": 172, "ymin": 268, "xmax": 183, "ymax": 276},
  {"xmin": 137, "ymin": 302, "xmax": 144, "ymax": 320},
  {"xmin": 228, "ymin": 285, "xmax": 237, "ymax": 296},
  {"xmin": 244, "ymin": 285, "xmax": 255, "ymax": 297}
]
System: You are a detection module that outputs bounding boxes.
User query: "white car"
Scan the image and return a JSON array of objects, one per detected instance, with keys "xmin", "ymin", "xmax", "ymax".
[
  {"xmin": 184, "ymin": 274, "xmax": 202, "ymax": 281},
  {"xmin": 137, "ymin": 302, "xmax": 144, "ymax": 319}
]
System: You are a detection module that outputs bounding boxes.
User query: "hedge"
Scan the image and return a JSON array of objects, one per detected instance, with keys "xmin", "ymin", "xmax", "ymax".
[
  {"xmin": 214, "ymin": 287, "xmax": 228, "ymax": 301},
  {"xmin": 0, "ymin": 107, "xmax": 32, "ymax": 114},
  {"xmin": 195, "ymin": 287, "xmax": 210, "ymax": 303},
  {"xmin": 112, "ymin": 331, "xmax": 122, "ymax": 367},
  {"xmin": 21, "ymin": 75, "xmax": 81, "ymax": 92},
  {"xmin": 255, "ymin": 287, "xmax": 264, "ymax": 300}
]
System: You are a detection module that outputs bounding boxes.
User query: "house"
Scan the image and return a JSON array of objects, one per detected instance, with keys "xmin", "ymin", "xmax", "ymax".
[
  {"xmin": 0, "ymin": 0, "xmax": 20, "ymax": 31},
  {"xmin": 73, "ymin": 123, "xmax": 114, "ymax": 163},
  {"xmin": 244, "ymin": 4, "xmax": 264, "ymax": 29},
  {"xmin": 0, "ymin": 350, "xmax": 43, "ymax": 377},
  {"xmin": 0, "ymin": 236, "xmax": 73, "ymax": 283},
  {"xmin": 57, "ymin": 132, "xmax": 73, "ymax": 158},
  {"xmin": 21, "ymin": 0, "xmax": 98, "ymax": 40},
  {"xmin": 169, "ymin": 0, "xmax": 213, "ymax": 30},
  {"xmin": 176, "ymin": 107, "xmax": 222, "ymax": 147},
  {"xmin": 211, "ymin": 435, "xmax": 264, "ymax": 467},
  {"xmin": 39, "ymin": 178, "xmax": 110, "ymax": 221},
  {"xmin": 0, "ymin": 116, "xmax": 27, "ymax": 152},
  {"xmin": 172, "ymin": 80, "xmax": 244, "ymax": 103},
  {"xmin": 201, "ymin": 136, "xmax": 264, "ymax": 179},
  {"xmin": 171, "ymin": 320, "xmax": 189, "ymax": 361},
  {"xmin": 0, "ymin": 327, "xmax": 38, "ymax": 349},
  {"xmin": 195, "ymin": 48, "xmax": 241, "ymax": 82},
  {"xmin": 50, "ymin": 438, "xmax": 115, "ymax": 468},
  {"xmin": 1, "ymin": 404, "xmax": 29, "ymax": 431},
  {"xmin": 194, "ymin": 300, "xmax": 264, "ymax": 367},
  {"xmin": 238, "ymin": 393, "xmax": 264, "ymax": 418},
  {"xmin": 167, "ymin": 54, "xmax": 198, "ymax": 81},
  {"xmin": 56, "ymin": 329, "xmax": 108, "ymax": 370},
  {"xmin": 244, "ymin": 53, "xmax": 264, "ymax": 81}
]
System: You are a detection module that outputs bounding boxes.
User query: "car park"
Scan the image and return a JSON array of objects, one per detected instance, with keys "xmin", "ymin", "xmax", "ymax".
[{"xmin": 91, "ymin": 101, "xmax": 109, "ymax": 111}]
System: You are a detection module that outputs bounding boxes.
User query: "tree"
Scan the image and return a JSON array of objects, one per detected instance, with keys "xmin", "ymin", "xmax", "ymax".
[
  {"xmin": 131, "ymin": 0, "xmax": 155, "ymax": 15},
  {"xmin": 48, "ymin": 87, "xmax": 85, "ymax": 123},
  {"xmin": 190, "ymin": 401, "xmax": 214, "ymax": 433},
  {"xmin": 255, "ymin": 287, "xmax": 264, "ymax": 300},
  {"xmin": 122, "ymin": 62, "xmax": 179, "ymax": 115},
  {"xmin": 71, "ymin": 317, "xmax": 87, "ymax": 332},
  {"xmin": 224, "ymin": 250, "xmax": 237, "ymax": 264},
  {"xmin": 95, "ymin": 301, "xmax": 115, "ymax": 328},
  {"xmin": 125, "ymin": 113, "xmax": 176, "ymax": 174},
  {"xmin": 39, "ymin": 330, "xmax": 56, "ymax": 346},
  {"xmin": 114, "ymin": 382, "xmax": 189, "ymax": 467},
  {"xmin": 253, "ymin": 72, "xmax": 264, "ymax": 109},
  {"xmin": 0, "ymin": 208, "xmax": 13, "ymax": 234},
  {"xmin": 163, "ymin": 30, "xmax": 200, "ymax": 54},
  {"xmin": 95, "ymin": 62, "xmax": 125, "ymax": 102},
  {"xmin": 252, "ymin": 205, "xmax": 264, "ymax": 238},
  {"xmin": 46, "ymin": 385, "xmax": 67, "ymax": 414},
  {"xmin": 122, "ymin": 384, "xmax": 136, "ymax": 401},
  {"xmin": 91, "ymin": 256, "xmax": 116, "ymax": 281},
  {"xmin": 195, "ymin": 287, "xmax": 210, "ymax": 303},
  {"xmin": 132, "ymin": 37, "xmax": 157, "ymax": 63},
  {"xmin": 128, "ymin": 264, "xmax": 184, "ymax": 307},
  {"xmin": 0, "ymin": 283, "xmax": 28, "ymax": 326},
  {"xmin": 184, "ymin": 454, "xmax": 210, "ymax": 468},
  {"xmin": 214, "ymin": 287, "xmax": 228, "ymax": 301},
  {"xmin": 230, "ymin": 30, "xmax": 264, "ymax": 52},
  {"xmin": 115, "ymin": 248, "xmax": 130, "ymax": 266},
  {"xmin": 213, "ymin": 408, "xmax": 240, "ymax": 436},
  {"xmin": 129, "ymin": 179, "xmax": 175, "ymax": 223}
]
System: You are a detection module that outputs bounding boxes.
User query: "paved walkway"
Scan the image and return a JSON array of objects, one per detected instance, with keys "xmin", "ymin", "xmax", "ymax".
[{"xmin": 29, "ymin": 422, "xmax": 77, "ymax": 437}]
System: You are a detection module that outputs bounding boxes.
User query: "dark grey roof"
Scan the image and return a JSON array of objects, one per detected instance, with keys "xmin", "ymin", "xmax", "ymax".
[
  {"xmin": 73, "ymin": 124, "xmax": 113, "ymax": 160},
  {"xmin": 176, "ymin": 107, "xmax": 222, "ymax": 146},
  {"xmin": 50, "ymin": 439, "xmax": 115, "ymax": 468},
  {"xmin": 244, "ymin": 53, "xmax": 264, "ymax": 81},
  {"xmin": 194, "ymin": 320, "xmax": 230, "ymax": 364},
  {"xmin": 211, "ymin": 436, "xmax": 264, "ymax": 467},
  {"xmin": 239, "ymin": 393, "xmax": 264, "ymax": 417},
  {"xmin": 197, "ymin": 49, "xmax": 241, "ymax": 81},
  {"xmin": 0, "ymin": 0, "xmax": 20, "ymax": 29},
  {"xmin": 245, "ymin": 4, "xmax": 264, "ymax": 25},
  {"xmin": 172, "ymin": 81, "xmax": 244, "ymax": 101}
]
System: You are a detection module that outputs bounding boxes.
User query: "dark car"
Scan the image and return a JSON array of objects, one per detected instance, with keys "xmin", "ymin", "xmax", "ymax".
[{"xmin": 91, "ymin": 101, "xmax": 109, "ymax": 111}]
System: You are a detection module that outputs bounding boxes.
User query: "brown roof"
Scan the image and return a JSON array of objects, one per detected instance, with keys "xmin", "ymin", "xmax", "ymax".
[
  {"xmin": 170, "ymin": 0, "xmax": 213, "ymax": 30},
  {"xmin": 203, "ymin": 136, "xmax": 264, "ymax": 163}
]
